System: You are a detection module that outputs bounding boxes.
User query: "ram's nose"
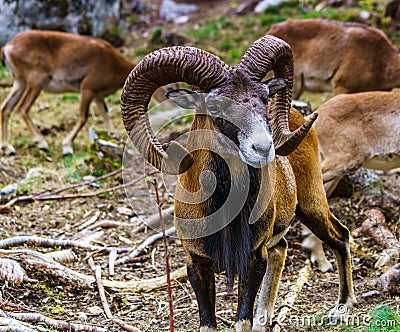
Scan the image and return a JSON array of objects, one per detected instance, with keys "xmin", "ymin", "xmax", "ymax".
[
  {"xmin": 251, "ymin": 134, "xmax": 275, "ymax": 162},
  {"xmin": 238, "ymin": 131, "xmax": 275, "ymax": 167}
]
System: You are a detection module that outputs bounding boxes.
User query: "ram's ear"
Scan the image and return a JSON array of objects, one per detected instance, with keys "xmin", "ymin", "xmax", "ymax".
[
  {"xmin": 166, "ymin": 89, "xmax": 202, "ymax": 109},
  {"xmin": 262, "ymin": 78, "xmax": 288, "ymax": 97}
]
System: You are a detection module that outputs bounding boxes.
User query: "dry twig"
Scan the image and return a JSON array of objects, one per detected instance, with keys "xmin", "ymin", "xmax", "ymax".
[
  {"xmin": 0, "ymin": 170, "xmax": 158, "ymax": 211},
  {"xmin": 0, "ymin": 248, "xmax": 95, "ymax": 288},
  {"xmin": 93, "ymin": 264, "xmax": 143, "ymax": 331},
  {"xmin": 116, "ymin": 227, "xmax": 176, "ymax": 265},
  {"xmin": 94, "ymin": 265, "xmax": 113, "ymax": 319},
  {"xmin": 153, "ymin": 179, "xmax": 174, "ymax": 331},
  {"xmin": 272, "ymin": 260, "xmax": 312, "ymax": 332},
  {"xmin": 35, "ymin": 168, "xmax": 121, "ymax": 197},
  {"xmin": 0, "ymin": 236, "xmax": 132, "ymax": 253},
  {"xmin": 103, "ymin": 266, "xmax": 187, "ymax": 292},
  {"xmin": 130, "ymin": 206, "xmax": 174, "ymax": 235},
  {"xmin": 9, "ymin": 312, "xmax": 106, "ymax": 332},
  {"xmin": 112, "ymin": 318, "xmax": 142, "ymax": 332},
  {"xmin": 109, "ymin": 249, "xmax": 117, "ymax": 276},
  {"xmin": 1, "ymin": 247, "xmax": 187, "ymax": 292},
  {"xmin": 0, "ymin": 316, "xmax": 39, "ymax": 332}
]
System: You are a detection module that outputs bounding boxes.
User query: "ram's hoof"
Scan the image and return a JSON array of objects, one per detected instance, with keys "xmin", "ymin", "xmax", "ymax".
[{"xmin": 62, "ymin": 146, "xmax": 74, "ymax": 156}]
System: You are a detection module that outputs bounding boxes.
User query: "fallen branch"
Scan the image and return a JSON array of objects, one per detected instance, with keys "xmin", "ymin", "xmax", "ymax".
[
  {"xmin": 94, "ymin": 265, "xmax": 113, "ymax": 319},
  {"xmin": 0, "ymin": 316, "xmax": 39, "ymax": 332},
  {"xmin": 0, "ymin": 236, "xmax": 132, "ymax": 254},
  {"xmin": 272, "ymin": 260, "xmax": 312, "ymax": 332},
  {"xmin": 1, "ymin": 247, "xmax": 187, "ymax": 292},
  {"xmin": 34, "ymin": 168, "xmax": 121, "ymax": 198},
  {"xmin": 352, "ymin": 208, "xmax": 400, "ymax": 268},
  {"xmin": 0, "ymin": 258, "xmax": 25, "ymax": 285},
  {"xmin": 0, "ymin": 248, "xmax": 95, "ymax": 288},
  {"xmin": 9, "ymin": 312, "xmax": 106, "ymax": 332},
  {"xmin": 109, "ymin": 249, "xmax": 117, "ymax": 276},
  {"xmin": 92, "ymin": 263, "xmax": 142, "ymax": 332},
  {"xmin": 44, "ymin": 249, "xmax": 77, "ymax": 264},
  {"xmin": 0, "ymin": 170, "xmax": 158, "ymax": 212},
  {"xmin": 88, "ymin": 220, "xmax": 132, "ymax": 230},
  {"xmin": 130, "ymin": 206, "xmax": 174, "ymax": 235},
  {"xmin": 103, "ymin": 266, "xmax": 187, "ymax": 292},
  {"xmin": 112, "ymin": 318, "xmax": 142, "ymax": 332},
  {"xmin": 116, "ymin": 227, "xmax": 177, "ymax": 265},
  {"xmin": 356, "ymin": 263, "xmax": 400, "ymax": 296}
]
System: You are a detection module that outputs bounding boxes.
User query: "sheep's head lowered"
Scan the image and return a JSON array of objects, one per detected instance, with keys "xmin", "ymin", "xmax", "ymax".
[
  {"xmin": 120, "ymin": 35, "xmax": 317, "ymax": 175},
  {"xmin": 121, "ymin": 35, "xmax": 355, "ymax": 332}
]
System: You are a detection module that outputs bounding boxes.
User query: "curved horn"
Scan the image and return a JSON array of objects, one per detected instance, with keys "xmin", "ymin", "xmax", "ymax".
[
  {"xmin": 237, "ymin": 35, "xmax": 317, "ymax": 155},
  {"xmin": 121, "ymin": 46, "xmax": 229, "ymax": 174}
]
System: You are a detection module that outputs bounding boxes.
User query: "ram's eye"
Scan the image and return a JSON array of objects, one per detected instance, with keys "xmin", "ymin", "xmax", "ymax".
[
  {"xmin": 207, "ymin": 103, "xmax": 220, "ymax": 115},
  {"xmin": 260, "ymin": 95, "xmax": 269, "ymax": 104}
]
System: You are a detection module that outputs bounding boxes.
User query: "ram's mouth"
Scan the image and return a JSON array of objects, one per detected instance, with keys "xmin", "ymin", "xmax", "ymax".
[{"xmin": 238, "ymin": 147, "xmax": 275, "ymax": 168}]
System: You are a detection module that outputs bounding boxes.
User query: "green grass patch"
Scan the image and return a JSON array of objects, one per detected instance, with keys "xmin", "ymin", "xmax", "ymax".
[
  {"xmin": 61, "ymin": 93, "xmax": 79, "ymax": 102},
  {"xmin": 364, "ymin": 306, "xmax": 400, "ymax": 332},
  {"xmin": 0, "ymin": 64, "xmax": 10, "ymax": 80},
  {"xmin": 337, "ymin": 305, "xmax": 400, "ymax": 332},
  {"xmin": 14, "ymin": 135, "xmax": 32, "ymax": 150},
  {"xmin": 151, "ymin": 27, "xmax": 163, "ymax": 44}
]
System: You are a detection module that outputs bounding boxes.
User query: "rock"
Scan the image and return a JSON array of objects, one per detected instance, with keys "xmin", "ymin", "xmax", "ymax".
[
  {"xmin": 159, "ymin": 0, "xmax": 198, "ymax": 22},
  {"xmin": 254, "ymin": 0, "xmax": 287, "ymax": 13},
  {"xmin": 0, "ymin": 0, "xmax": 121, "ymax": 46},
  {"xmin": 89, "ymin": 128, "xmax": 123, "ymax": 159},
  {"xmin": 236, "ymin": 0, "xmax": 259, "ymax": 15},
  {"xmin": 116, "ymin": 206, "xmax": 134, "ymax": 216},
  {"xmin": 359, "ymin": 10, "xmax": 371, "ymax": 20},
  {"xmin": 125, "ymin": 0, "xmax": 147, "ymax": 14}
]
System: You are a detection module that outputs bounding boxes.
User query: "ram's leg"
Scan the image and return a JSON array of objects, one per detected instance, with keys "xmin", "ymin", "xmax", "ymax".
[
  {"xmin": 0, "ymin": 80, "xmax": 25, "ymax": 154},
  {"xmin": 297, "ymin": 206, "xmax": 356, "ymax": 311},
  {"xmin": 94, "ymin": 98, "xmax": 114, "ymax": 134},
  {"xmin": 17, "ymin": 84, "xmax": 48, "ymax": 151},
  {"xmin": 301, "ymin": 225, "xmax": 333, "ymax": 272},
  {"xmin": 62, "ymin": 89, "xmax": 93, "ymax": 155},
  {"xmin": 235, "ymin": 250, "xmax": 267, "ymax": 332},
  {"xmin": 187, "ymin": 255, "xmax": 217, "ymax": 332},
  {"xmin": 253, "ymin": 238, "xmax": 287, "ymax": 332}
]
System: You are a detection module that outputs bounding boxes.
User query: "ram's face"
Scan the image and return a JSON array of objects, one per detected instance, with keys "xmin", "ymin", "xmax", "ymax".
[{"xmin": 166, "ymin": 76, "xmax": 286, "ymax": 167}]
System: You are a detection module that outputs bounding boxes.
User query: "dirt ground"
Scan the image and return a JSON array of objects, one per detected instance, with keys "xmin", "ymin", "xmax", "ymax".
[{"xmin": 1, "ymin": 1, "xmax": 400, "ymax": 331}]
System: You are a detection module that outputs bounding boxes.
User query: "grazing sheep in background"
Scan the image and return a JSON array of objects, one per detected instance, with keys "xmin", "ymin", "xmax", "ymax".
[
  {"xmin": 0, "ymin": 30, "xmax": 136, "ymax": 156},
  {"xmin": 302, "ymin": 91, "xmax": 400, "ymax": 272},
  {"xmin": 120, "ymin": 35, "xmax": 356, "ymax": 331},
  {"xmin": 267, "ymin": 18, "xmax": 400, "ymax": 99}
]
